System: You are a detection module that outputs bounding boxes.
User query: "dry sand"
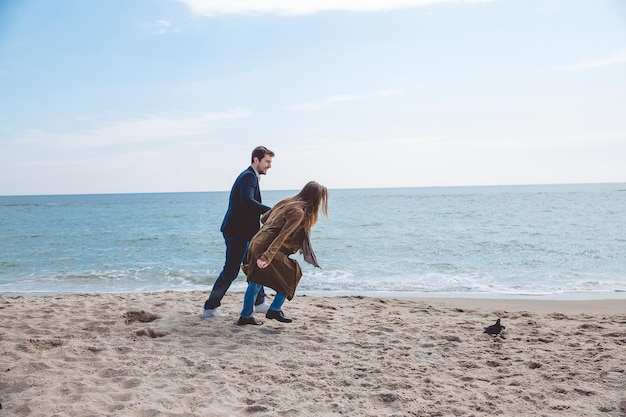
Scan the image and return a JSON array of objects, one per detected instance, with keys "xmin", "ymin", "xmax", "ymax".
[{"xmin": 1, "ymin": 290, "xmax": 625, "ymax": 416}]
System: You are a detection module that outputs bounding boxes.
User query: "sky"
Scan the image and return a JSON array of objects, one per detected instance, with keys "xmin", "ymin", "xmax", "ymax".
[{"xmin": 1, "ymin": 0, "xmax": 625, "ymax": 195}]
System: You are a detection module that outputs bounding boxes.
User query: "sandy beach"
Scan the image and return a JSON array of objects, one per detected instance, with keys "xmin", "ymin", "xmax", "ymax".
[{"xmin": 1, "ymin": 290, "xmax": 625, "ymax": 416}]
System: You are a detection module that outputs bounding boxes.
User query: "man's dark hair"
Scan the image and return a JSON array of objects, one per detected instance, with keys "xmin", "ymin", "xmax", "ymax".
[{"xmin": 251, "ymin": 146, "xmax": 275, "ymax": 163}]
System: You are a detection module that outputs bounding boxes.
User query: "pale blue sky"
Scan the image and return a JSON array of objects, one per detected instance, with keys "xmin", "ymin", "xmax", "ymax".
[{"xmin": 1, "ymin": 0, "xmax": 625, "ymax": 195}]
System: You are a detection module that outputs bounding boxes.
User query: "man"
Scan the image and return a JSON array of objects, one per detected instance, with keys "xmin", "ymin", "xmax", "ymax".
[{"xmin": 202, "ymin": 146, "xmax": 275, "ymax": 318}]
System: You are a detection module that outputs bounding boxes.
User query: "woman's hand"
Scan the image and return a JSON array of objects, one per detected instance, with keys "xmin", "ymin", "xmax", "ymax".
[{"xmin": 257, "ymin": 259, "xmax": 269, "ymax": 269}]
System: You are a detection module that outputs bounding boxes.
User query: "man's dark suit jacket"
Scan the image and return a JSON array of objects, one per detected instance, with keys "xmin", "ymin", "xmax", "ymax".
[{"xmin": 220, "ymin": 166, "xmax": 271, "ymax": 241}]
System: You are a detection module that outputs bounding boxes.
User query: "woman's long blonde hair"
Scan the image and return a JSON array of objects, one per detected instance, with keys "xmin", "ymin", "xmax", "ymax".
[{"xmin": 278, "ymin": 181, "xmax": 328, "ymax": 233}]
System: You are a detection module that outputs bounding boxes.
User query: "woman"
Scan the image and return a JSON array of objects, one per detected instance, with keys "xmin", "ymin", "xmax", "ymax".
[{"xmin": 237, "ymin": 181, "xmax": 329, "ymax": 325}]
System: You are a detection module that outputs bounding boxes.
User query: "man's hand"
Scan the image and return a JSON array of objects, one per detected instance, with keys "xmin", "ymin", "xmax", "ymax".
[{"xmin": 257, "ymin": 259, "xmax": 269, "ymax": 269}]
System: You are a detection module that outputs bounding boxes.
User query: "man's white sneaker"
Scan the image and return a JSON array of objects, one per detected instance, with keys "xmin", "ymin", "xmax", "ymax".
[
  {"xmin": 253, "ymin": 302, "xmax": 271, "ymax": 314},
  {"xmin": 201, "ymin": 308, "xmax": 229, "ymax": 319}
]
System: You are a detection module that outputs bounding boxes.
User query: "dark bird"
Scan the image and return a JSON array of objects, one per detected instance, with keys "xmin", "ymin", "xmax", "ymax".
[{"xmin": 483, "ymin": 319, "xmax": 505, "ymax": 336}]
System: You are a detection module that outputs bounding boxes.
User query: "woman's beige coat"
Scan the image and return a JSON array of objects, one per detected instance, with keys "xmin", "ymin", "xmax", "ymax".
[{"xmin": 241, "ymin": 204, "xmax": 307, "ymax": 300}]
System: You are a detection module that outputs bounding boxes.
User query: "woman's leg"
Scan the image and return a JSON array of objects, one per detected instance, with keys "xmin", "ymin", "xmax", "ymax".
[
  {"xmin": 241, "ymin": 282, "xmax": 262, "ymax": 318},
  {"xmin": 269, "ymin": 293, "xmax": 286, "ymax": 312},
  {"xmin": 266, "ymin": 293, "xmax": 292, "ymax": 323}
]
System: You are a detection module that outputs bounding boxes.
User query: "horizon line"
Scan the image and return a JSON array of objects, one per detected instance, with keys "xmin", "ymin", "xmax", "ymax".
[{"xmin": 1, "ymin": 181, "xmax": 625, "ymax": 198}]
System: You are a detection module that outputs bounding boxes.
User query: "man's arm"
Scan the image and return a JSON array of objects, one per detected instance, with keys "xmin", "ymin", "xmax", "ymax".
[{"xmin": 239, "ymin": 172, "xmax": 270, "ymax": 214}]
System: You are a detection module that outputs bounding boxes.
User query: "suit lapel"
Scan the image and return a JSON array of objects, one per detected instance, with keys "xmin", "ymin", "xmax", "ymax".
[{"xmin": 254, "ymin": 178, "xmax": 262, "ymax": 203}]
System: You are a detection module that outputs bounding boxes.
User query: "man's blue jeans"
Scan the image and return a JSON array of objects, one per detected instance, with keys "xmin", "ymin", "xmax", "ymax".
[{"xmin": 204, "ymin": 234, "xmax": 266, "ymax": 310}]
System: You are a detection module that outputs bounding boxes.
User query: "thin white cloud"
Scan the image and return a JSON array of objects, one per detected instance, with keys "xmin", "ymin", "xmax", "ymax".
[
  {"xmin": 175, "ymin": 0, "xmax": 492, "ymax": 16},
  {"xmin": 16, "ymin": 109, "xmax": 250, "ymax": 149},
  {"xmin": 288, "ymin": 88, "xmax": 403, "ymax": 111},
  {"xmin": 145, "ymin": 19, "xmax": 180, "ymax": 35},
  {"xmin": 552, "ymin": 50, "xmax": 626, "ymax": 71}
]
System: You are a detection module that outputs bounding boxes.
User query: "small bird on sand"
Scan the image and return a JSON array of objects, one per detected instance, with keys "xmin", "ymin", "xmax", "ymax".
[{"xmin": 483, "ymin": 319, "xmax": 505, "ymax": 336}]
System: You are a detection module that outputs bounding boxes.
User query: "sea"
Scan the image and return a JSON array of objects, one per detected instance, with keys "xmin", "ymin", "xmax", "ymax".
[{"xmin": 1, "ymin": 183, "xmax": 625, "ymax": 300}]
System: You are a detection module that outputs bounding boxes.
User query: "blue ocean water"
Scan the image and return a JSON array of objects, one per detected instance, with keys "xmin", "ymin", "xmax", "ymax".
[{"xmin": 1, "ymin": 183, "xmax": 625, "ymax": 298}]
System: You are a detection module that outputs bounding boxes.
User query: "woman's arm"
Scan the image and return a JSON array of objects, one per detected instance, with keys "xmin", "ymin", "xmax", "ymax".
[{"xmin": 258, "ymin": 208, "xmax": 305, "ymax": 266}]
